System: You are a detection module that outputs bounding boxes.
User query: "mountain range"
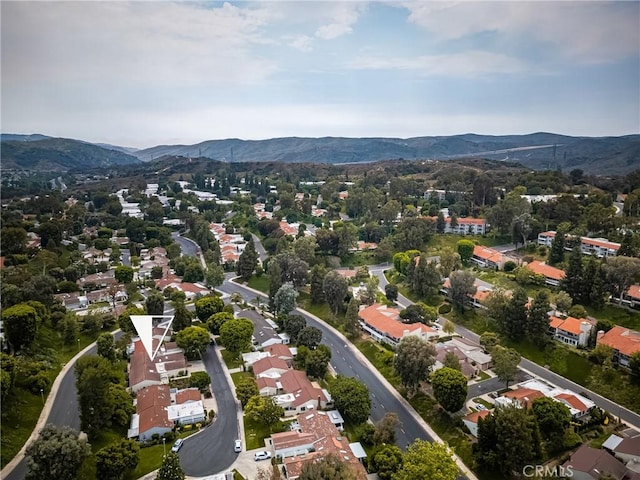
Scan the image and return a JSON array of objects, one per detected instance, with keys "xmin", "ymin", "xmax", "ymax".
[{"xmin": 2, "ymin": 132, "xmax": 639, "ymax": 174}]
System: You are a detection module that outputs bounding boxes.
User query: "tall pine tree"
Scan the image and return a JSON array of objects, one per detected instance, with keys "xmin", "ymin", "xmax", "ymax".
[
  {"xmin": 527, "ymin": 291, "xmax": 550, "ymax": 346},
  {"xmin": 560, "ymin": 246, "xmax": 584, "ymax": 304},
  {"xmin": 236, "ymin": 240, "xmax": 258, "ymax": 281},
  {"xmin": 548, "ymin": 232, "xmax": 565, "ymax": 265},
  {"xmin": 501, "ymin": 288, "xmax": 529, "ymax": 341}
]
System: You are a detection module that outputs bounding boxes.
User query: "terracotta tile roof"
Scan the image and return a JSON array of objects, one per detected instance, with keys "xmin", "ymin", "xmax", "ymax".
[
  {"xmin": 503, "ymin": 388, "xmax": 545, "ymax": 408},
  {"xmin": 271, "ymin": 430, "xmax": 316, "ymax": 451},
  {"xmin": 265, "ymin": 344, "xmax": 294, "ymax": 359},
  {"xmin": 256, "ymin": 376, "xmax": 278, "ymax": 391},
  {"xmin": 527, "ymin": 261, "xmax": 565, "ymax": 281},
  {"xmin": 472, "ymin": 245, "xmax": 506, "ymax": 264},
  {"xmin": 136, "ymin": 385, "xmax": 171, "ymax": 413},
  {"xmin": 581, "ymin": 237, "xmax": 620, "ymax": 250},
  {"xmin": 539, "ymin": 231, "xmax": 556, "ymax": 238},
  {"xmin": 455, "ymin": 217, "xmax": 486, "ymax": 225},
  {"xmin": 359, "ymin": 303, "xmax": 432, "ymax": 341},
  {"xmin": 139, "ymin": 405, "xmax": 173, "ymax": 434},
  {"xmin": 463, "ymin": 410, "xmax": 491, "ymax": 424},
  {"xmin": 279, "ymin": 221, "xmax": 299, "ymax": 236},
  {"xmin": 554, "ymin": 393, "xmax": 588, "ymax": 412},
  {"xmin": 549, "ymin": 316, "xmax": 590, "ymax": 336},
  {"xmin": 253, "ymin": 356, "xmax": 290, "ymax": 376},
  {"xmin": 280, "ymin": 412, "xmax": 367, "ymax": 480},
  {"xmin": 626, "ymin": 285, "xmax": 640, "ymax": 301},
  {"xmin": 175, "ymin": 388, "xmax": 201, "ymax": 404},
  {"xmin": 335, "ymin": 269, "xmax": 356, "ymax": 278},
  {"xmin": 598, "ymin": 326, "xmax": 640, "ymax": 357},
  {"xmin": 278, "ymin": 370, "xmax": 328, "ymax": 407}
]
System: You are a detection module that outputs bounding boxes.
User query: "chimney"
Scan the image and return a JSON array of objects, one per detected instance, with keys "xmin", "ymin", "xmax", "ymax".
[
  {"xmin": 596, "ymin": 330, "xmax": 605, "ymax": 344},
  {"xmin": 317, "ymin": 396, "xmax": 322, "ymax": 410}
]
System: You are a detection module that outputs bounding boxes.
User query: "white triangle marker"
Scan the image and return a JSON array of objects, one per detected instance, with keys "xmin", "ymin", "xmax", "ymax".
[{"xmin": 130, "ymin": 315, "xmax": 175, "ymax": 361}]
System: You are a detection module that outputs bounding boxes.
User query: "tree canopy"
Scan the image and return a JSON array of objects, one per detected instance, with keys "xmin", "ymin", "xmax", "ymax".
[
  {"xmin": 393, "ymin": 440, "xmax": 459, "ymax": 480},
  {"xmin": 394, "ymin": 336, "xmax": 436, "ymax": 394},
  {"xmin": 329, "ymin": 375, "xmax": 371, "ymax": 425},
  {"xmin": 25, "ymin": 424, "xmax": 91, "ymax": 480},
  {"xmin": 431, "ymin": 367, "xmax": 468, "ymax": 412}
]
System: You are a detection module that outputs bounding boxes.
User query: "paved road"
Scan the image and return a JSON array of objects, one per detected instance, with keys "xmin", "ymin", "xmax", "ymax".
[
  {"xmin": 251, "ymin": 234, "xmax": 268, "ymax": 263},
  {"xmin": 369, "ymin": 265, "xmax": 640, "ymax": 427},
  {"xmin": 122, "ymin": 248, "xmax": 131, "ymax": 267},
  {"xmin": 217, "ymin": 281, "xmax": 434, "ymax": 450},
  {"xmin": 179, "ymin": 345, "xmax": 240, "ymax": 477},
  {"xmin": 4, "ymin": 342, "xmax": 100, "ymax": 480},
  {"xmin": 172, "ymin": 231, "xmax": 199, "ymax": 257}
]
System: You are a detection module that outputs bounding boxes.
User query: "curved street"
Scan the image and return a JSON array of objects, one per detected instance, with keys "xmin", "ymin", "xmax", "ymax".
[
  {"xmin": 178, "ymin": 345, "xmax": 240, "ymax": 477},
  {"xmin": 216, "ymin": 281, "xmax": 435, "ymax": 449}
]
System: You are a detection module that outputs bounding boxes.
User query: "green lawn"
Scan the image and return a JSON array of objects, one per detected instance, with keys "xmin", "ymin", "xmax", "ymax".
[
  {"xmin": 231, "ymin": 371, "xmax": 253, "ymax": 386},
  {"xmin": 586, "ymin": 304, "xmax": 640, "ymax": 331},
  {"xmin": 476, "ymin": 370, "xmax": 491, "ymax": 382},
  {"xmin": 407, "ymin": 392, "xmax": 475, "ymax": 470},
  {"xmin": 221, "ymin": 349, "xmax": 244, "ymax": 370},
  {"xmin": 243, "ymin": 417, "xmax": 288, "ymax": 451},
  {"xmin": 246, "ymin": 275, "xmax": 269, "ymax": 294},
  {"xmin": 472, "ymin": 398, "xmax": 493, "ymax": 409},
  {"xmin": 353, "ymin": 339, "xmax": 402, "ymax": 391},
  {"xmin": 340, "ymin": 251, "xmax": 379, "ymax": 267},
  {"xmin": 0, "ymin": 327, "xmax": 106, "ymax": 467}
]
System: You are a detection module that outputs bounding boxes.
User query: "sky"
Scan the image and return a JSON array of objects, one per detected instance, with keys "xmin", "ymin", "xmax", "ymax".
[{"xmin": 1, "ymin": 1, "xmax": 639, "ymax": 148}]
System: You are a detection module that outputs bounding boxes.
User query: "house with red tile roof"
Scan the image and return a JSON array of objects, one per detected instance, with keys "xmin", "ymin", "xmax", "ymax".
[
  {"xmin": 462, "ymin": 410, "xmax": 491, "ymax": 438},
  {"xmin": 267, "ymin": 411, "xmax": 367, "ymax": 479},
  {"xmin": 548, "ymin": 315, "xmax": 595, "ymax": 347},
  {"xmin": 497, "ymin": 379, "xmax": 595, "ymax": 419},
  {"xmin": 496, "ymin": 388, "xmax": 546, "ymax": 409},
  {"xmin": 358, "ymin": 303, "xmax": 439, "ymax": 347},
  {"xmin": 274, "ymin": 370, "xmax": 331, "ymax": 415},
  {"xmin": 597, "ymin": 326, "xmax": 640, "ymax": 367},
  {"xmin": 253, "ymin": 356, "xmax": 290, "ymax": 379},
  {"xmin": 265, "ymin": 344, "xmax": 295, "ymax": 366},
  {"xmin": 129, "ymin": 385, "xmax": 173, "ymax": 441},
  {"xmin": 622, "ymin": 285, "xmax": 640, "ymax": 308},
  {"xmin": 526, "ymin": 260, "xmax": 565, "ymax": 287},
  {"xmin": 471, "ymin": 245, "xmax": 515, "ymax": 270}
]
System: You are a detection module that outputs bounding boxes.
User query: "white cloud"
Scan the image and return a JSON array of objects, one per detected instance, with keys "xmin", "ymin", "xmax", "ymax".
[
  {"xmin": 1, "ymin": 1, "xmax": 278, "ymax": 89},
  {"xmin": 350, "ymin": 51, "xmax": 532, "ymax": 77},
  {"xmin": 402, "ymin": 1, "xmax": 639, "ymax": 64},
  {"xmin": 286, "ymin": 34, "xmax": 314, "ymax": 52},
  {"xmin": 315, "ymin": 2, "xmax": 367, "ymax": 39}
]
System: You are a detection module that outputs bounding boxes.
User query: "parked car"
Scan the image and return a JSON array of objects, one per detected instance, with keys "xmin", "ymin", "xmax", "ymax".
[
  {"xmin": 476, "ymin": 404, "xmax": 487, "ymax": 411},
  {"xmin": 254, "ymin": 451, "xmax": 272, "ymax": 461},
  {"xmin": 171, "ymin": 438, "xmax": 184, "ymax": 453},
  {"xmin": 234, "ymin": 439, "xmax": 242, "ymax": 453}
]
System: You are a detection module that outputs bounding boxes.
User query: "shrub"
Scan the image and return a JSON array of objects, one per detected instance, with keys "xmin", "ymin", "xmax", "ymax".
[
  {"xmin": 503, "ymin": 261, "xmax": 517, "ymax": 272},
  {"xmin": 438, "ymin": 303, "xmax": 452, "ymax": 314}
]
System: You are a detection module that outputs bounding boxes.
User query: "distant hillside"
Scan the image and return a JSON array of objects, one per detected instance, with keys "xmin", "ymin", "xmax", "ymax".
[
  {"xmin": 1, "ymin": 137, "xmax": 141, "ymax": 171},
  {"xmin": 133, "ymin": 133, "xmax": 640, "ymax": 174}
]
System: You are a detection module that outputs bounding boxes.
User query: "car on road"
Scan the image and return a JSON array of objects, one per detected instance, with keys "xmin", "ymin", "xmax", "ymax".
[
  {"xmin": 254, "ymin": 451, "xmax": 272, "ymax": 461},
  {"xmin": 171, "ymin": 438, "xmax": 184, "ymax": 453},
  {"xmin": 234, "ymin": 439, "xmax": 242, "ymax": 452}
]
